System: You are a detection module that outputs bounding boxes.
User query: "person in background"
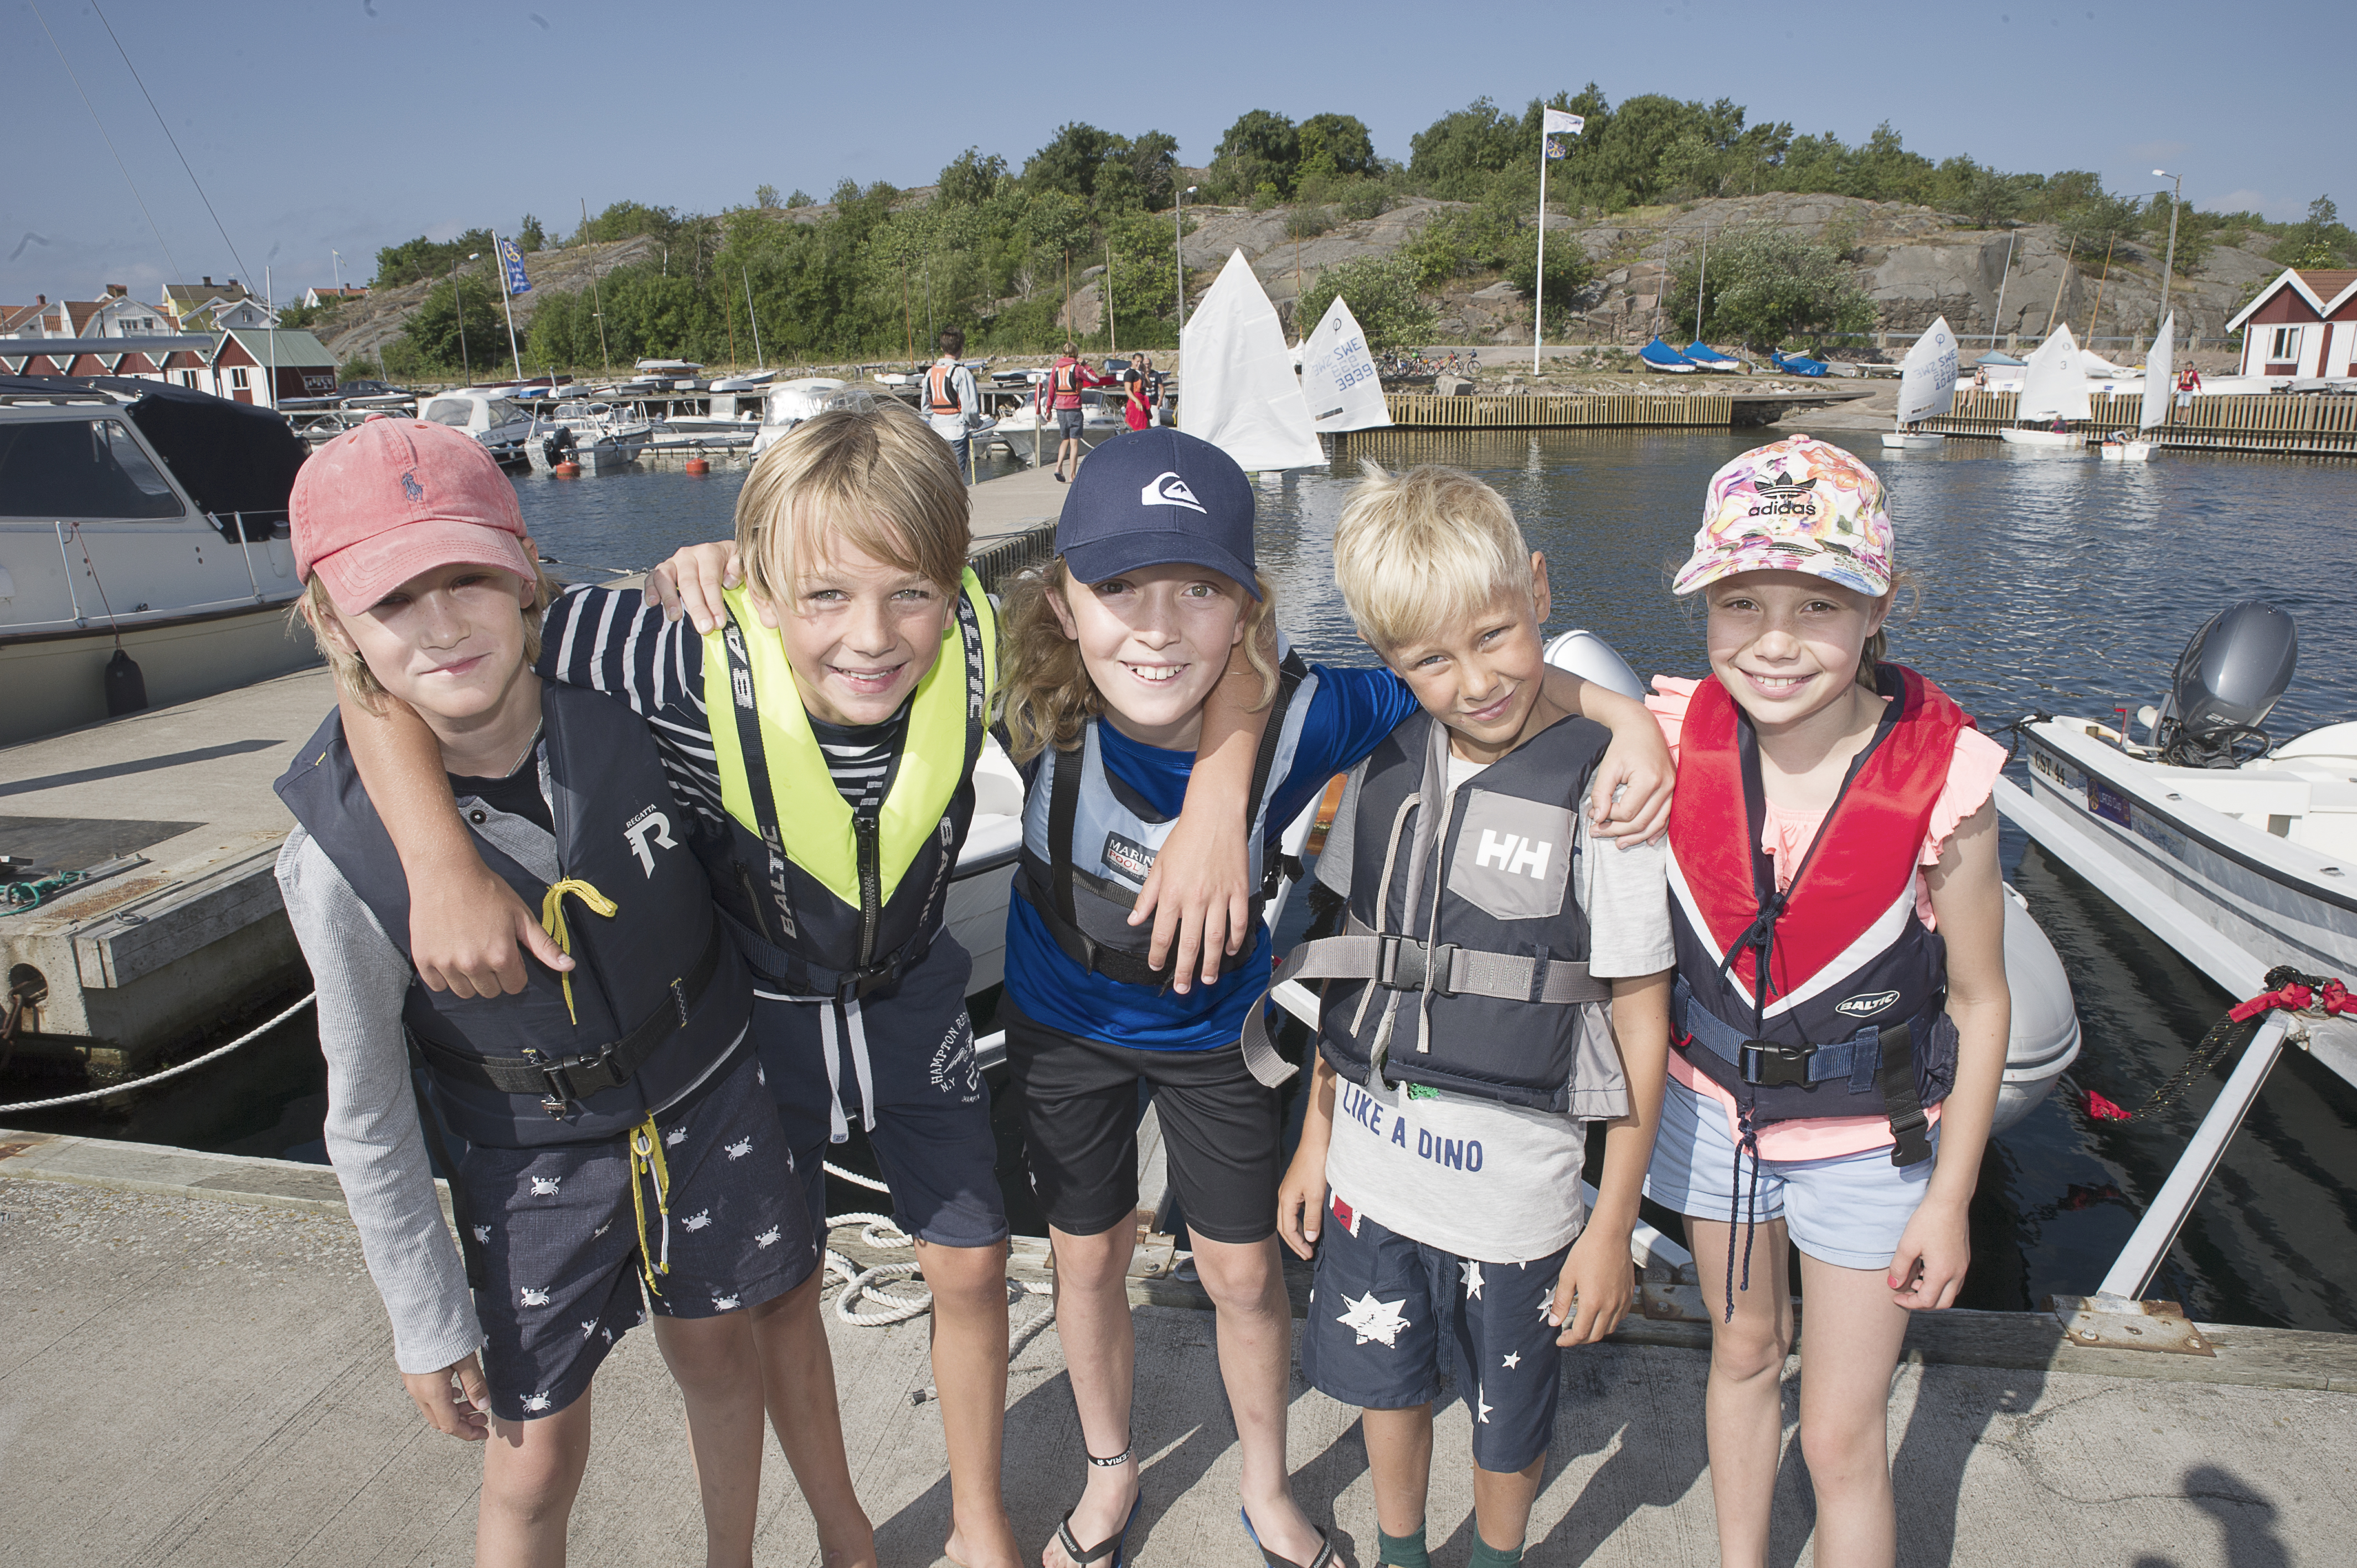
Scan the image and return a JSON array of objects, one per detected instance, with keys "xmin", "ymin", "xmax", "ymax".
[
  {"xmin": 1039, "ymin": 341, "xmax": 1105, "ymax": 483},
  {"xmin": 1120, "ymin": 356, "xmax": 1152, "ymax": 432},
  {"xmin": 927, "ymin": 328, "xmax": 982, "ymax": 483}
]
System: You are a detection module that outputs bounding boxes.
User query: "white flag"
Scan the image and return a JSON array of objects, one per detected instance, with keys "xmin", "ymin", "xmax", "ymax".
[{"xmin": 1542, "ymin": 108, "xmax": 1585, "ymax": 136}]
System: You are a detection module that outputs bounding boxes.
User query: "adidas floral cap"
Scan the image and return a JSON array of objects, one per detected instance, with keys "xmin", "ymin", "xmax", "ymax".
[{"xmin": 1671, "ymin": 434, "xmax": 1895, "ymax": 599}]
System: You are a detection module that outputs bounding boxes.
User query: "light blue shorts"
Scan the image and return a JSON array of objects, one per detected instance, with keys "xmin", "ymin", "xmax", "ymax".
[{"xmin": 1643, "ymin": 1076, "xmax": 1938, "ymax": 1272}]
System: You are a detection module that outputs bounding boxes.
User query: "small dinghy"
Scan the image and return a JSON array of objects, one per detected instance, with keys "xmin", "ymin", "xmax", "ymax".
[
  {"xmin": 1640, "ymin": 336, "xmax": 1699, "ymax": 373},
  {"xmin": 1882, "ymin": 316, "xmax": 1958, "ymax": 451}
]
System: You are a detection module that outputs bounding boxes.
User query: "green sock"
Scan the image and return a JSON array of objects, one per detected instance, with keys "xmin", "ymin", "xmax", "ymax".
[
  {"xmin": 1466, "ymin": 1538, "xmax": 1524, "ymax": 1568},
  {"xmin": 1376, "ymin": 1525, "xmax": 1429, "ymax": 1568}
]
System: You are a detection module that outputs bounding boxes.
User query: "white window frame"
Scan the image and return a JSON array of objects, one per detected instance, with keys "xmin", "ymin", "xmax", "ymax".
[
  {"xmin": 229, "ymin": 365, "xmax": 250, "ymax": 390},
  {"xmin": 2268, "ymin": 325, "xmax": 2302, "ymax": 363}
]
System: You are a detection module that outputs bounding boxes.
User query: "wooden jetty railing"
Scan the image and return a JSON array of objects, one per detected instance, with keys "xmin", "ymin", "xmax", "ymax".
[
  {"xmin": 1383, "ymin": 392, "xmax": 1734, "ymax": 430},
  {"xmin": 1921, "ymin": 389, "xmax": 2357, "ymax": 456}
]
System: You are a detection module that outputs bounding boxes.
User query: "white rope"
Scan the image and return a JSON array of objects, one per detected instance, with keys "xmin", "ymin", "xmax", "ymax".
[
  {"xmin": 822, "ymin": 1159, "xmax": 892, "ymax": 1193},
  {"xmin": 818, "ymin": 1201, "xmax": 1053, "ymax": 1330},
  {"xmin": 0, "ymin": 993, "xmax": 317, "ymax": 1115}
]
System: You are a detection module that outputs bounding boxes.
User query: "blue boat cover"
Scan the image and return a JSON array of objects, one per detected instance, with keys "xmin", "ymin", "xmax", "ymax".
[
  {"xmin": 1772, "ymin": 350, "xmax": 1829, "ymax": 377},
  {"xmin": 1684, "ymin": 341, "xmax": 1742, "ymax": 368},
  {"xmin": 1640, "ymin": 336, "xmax": 1696, "ymax": 369}
]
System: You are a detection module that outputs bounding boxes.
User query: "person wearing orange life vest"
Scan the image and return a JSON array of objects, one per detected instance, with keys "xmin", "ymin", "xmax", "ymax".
[
  {"xmin": 925, "ymin": 328, "xmax": 982, "ymax": 482},
  {"xmin": 1038, "ymin": 340, "xmax": 1105, "ymax": 483}
]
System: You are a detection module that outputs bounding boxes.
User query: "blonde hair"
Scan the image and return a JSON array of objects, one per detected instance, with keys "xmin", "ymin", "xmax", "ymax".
[
  {"xmin": 1856, "ymin": 570, "xmax": 1921, "ymax": 689},
  {"xmin": 737, "ymin": 404, "xmax": 970, "ymax": 605},
  {"xmin": 295, "ymin": 562, "xmax": 561, "ymax": 715},
  {"xmin": 1333, "ymin": 461, "xmax": 1534, "ymax": 652},
  {"xmin": 999, "ymin": 556, "xmax": 1281, "ymax": 763}
]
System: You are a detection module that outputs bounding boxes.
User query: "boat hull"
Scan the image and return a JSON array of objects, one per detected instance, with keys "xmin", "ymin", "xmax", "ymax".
[
  {"xmin": 1999, "ymin": 428, "xmax": 2083, "ymax": 450},
  {"xmin": 1, "ymin": 602, "xmax": 321, "ymax": 749},
  {"xmin": 2023, "ymin": 723, "xmax": 2357, "ymax": 1083},
  {"xmin": 2099, "ymin": 440, "xmax": 2157, "ymax": 462},
  {"xmin": 1881, "ymin": 433, "xmax": 1946, "ymax": 450}
]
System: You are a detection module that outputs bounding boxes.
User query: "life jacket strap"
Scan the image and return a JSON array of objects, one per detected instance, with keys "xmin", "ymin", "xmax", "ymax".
[
  {"xmin": 716, "ymin": 905, "xmax": 934, "ymax": 1002},
  {"xmin": 1670, "ymin": 978, "xmax": 1938, "ymax": 1163},
  {"xmin": 409, "ymin": 920, "xmax": 728, "ymax": 1114}
]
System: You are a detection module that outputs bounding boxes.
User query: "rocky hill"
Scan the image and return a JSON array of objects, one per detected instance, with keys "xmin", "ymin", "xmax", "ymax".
[{"xmin": 311, "ymin": 235, "xmax": 662, "ymax": 364}]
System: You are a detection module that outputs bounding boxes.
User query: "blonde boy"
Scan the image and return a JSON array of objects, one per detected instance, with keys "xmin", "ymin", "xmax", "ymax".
[{"xmin": 1276, "ymin": 465, "xmax": 1672, "ymax": 1568}]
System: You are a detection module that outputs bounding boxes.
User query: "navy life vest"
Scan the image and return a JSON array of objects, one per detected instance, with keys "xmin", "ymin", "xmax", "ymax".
[
  {"xmin": 1251, "ymin": 709, "xmax": 1621, "ymax": 1113},
  {"xmin": 276, "ymin": 683, "xmax": 753, "ymax": 1151},
  {"xmin": 1017, "ymin": 666, "xmax": 1312, "ymax": 1003},
  {"xmin": 1666, "ymin": 663, "xmax": 1966, "ymax": 1165}
]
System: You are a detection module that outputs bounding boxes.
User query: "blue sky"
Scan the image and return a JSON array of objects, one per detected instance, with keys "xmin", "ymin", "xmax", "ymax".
[{"xmin": 7, "ymin": 0, "xmax": 2347, "ymax": 308}]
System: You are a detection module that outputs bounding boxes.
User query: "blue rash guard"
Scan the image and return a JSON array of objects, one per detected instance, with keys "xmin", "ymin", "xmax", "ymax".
[{"xmin": 1003, "ymin": 664, "xmax": 1422, "ymax": 1052}]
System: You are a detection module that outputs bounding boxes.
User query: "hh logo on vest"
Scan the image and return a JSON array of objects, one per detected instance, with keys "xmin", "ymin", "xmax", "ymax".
[
  {"xmin": 624, "ymin": 806, "xmax": 679, "ymax": 875},
  {"xmin": 1447, "ymin": 791, "xmax": 1574, "ymax": 922}
]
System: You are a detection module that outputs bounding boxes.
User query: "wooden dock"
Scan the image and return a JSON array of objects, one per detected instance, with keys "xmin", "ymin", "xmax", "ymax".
[
  {"xmin": 1377, "ymin": 386, "xmax": 1874, "ymax": 431},
  {"xmin": 1923, "ymin": 388, "xmax": 2357, "ymax": 457}
]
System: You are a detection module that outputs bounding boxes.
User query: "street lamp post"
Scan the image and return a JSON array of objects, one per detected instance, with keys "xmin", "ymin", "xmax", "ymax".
[
  {"xmin": 451, "ymin": 252, "xmax": 480, "ymax": 382},
  {"xmin": 2152, "ymin": 169, "xmax": 2184, "ymax": 339},
  {"xmin": 1175, "ymin": 185, "xmax": 1198, "ymax": 331}
]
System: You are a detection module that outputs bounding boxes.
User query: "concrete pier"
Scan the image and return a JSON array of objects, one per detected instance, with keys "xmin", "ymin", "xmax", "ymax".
[{"xmin": 4, "ymin": 1134, "xmax": 2354, "ymax": 1567}]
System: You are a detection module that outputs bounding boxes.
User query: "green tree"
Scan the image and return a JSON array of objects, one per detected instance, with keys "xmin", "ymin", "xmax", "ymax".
[
  {"xmin": 1408, "ymin": 96, "xmax": 1525, "ymax": 200},
  {"xmin": 374, "ymin": 228, "xmax": 494, "ymax": 288},
  {"xmin": 1296, "ymin": 114, "xmax": 1378, "ymax": 182},
  {"xmin": 937, "ymin": 147, "xmax": 1010, "ymax": 207},
  {"xmin": 1026, "ymin": 122, "xmax": 1118, "ymax": 200},
  {"xmin": 1211, "ymin": 109, "xmax": 1302, "ymax": 202},
  {"xmin": 516, "ymin": 214, "xmax": 545, "ymax": 252},
  {"xmin": 1296, "ymin": 254, "xmax": 1435, "ymax": 352},
  {"xmin": 402, "ymin": 276, "xmax": 511, "ymax": 370},
  {"xmin": 785, "ymin": 189, "xmax": 814, "ymax": 208},
  {"xmin": 2272, "ymin": 194, "xmax": 2353, "ymax": 269},
  {"xmin": 1664, "ymin": 225, "xmax": 1872, "ymax": 351},
  {"xmin": 575, "ymin": 200, "xmax": 683, "ymax": 245}
]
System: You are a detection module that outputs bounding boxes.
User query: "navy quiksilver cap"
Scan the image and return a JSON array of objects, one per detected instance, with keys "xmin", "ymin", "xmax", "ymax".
[{"xmin": 1056, "ymin": 427, "xmax": 1261, "ymax": 599}]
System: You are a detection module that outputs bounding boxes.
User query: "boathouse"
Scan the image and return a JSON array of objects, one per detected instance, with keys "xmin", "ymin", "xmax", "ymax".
[
  {"xmin": 2224, "ymin": 267, "xmax": 2357, "ymax": 380},
  {"xmin": 212, "ymin": 325, "xmax": 338, "ymax": 405}
]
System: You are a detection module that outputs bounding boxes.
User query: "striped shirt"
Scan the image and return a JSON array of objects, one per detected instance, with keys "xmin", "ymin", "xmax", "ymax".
[{"xmin": 535, "ymin": 584, "xmax": 902, "ymax": 823}]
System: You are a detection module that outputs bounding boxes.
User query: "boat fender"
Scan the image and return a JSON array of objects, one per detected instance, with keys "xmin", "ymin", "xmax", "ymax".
[{"xmin": 104, "ymin": 648, "xmax": 148, "ymax": 717}]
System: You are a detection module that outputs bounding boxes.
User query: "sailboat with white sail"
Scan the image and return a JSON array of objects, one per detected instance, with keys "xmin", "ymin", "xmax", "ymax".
[
  {"xmin": 1180, "ymin": 249, "xmax": 1326, "ymax": 472},
  {"xmin": 1881, "ymin": 316, "xmax": 1959, "ymax": 450},
  {"xmin": 2102, "ymin": 312, "xmax": 2173, "ymax": 462},
  {"xmin": 1999, "ymin": 323, "xmax": 2092, "ymax": 450},
  {"xmin": 1298, "ymin": 295, "xmax": 1393, "ymax": 435}
]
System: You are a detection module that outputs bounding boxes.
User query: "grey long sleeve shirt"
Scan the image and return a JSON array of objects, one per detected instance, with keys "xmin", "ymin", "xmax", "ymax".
[{"xmin": 275, "ymin": 828, "xmax": 482, "ymax": 1376}]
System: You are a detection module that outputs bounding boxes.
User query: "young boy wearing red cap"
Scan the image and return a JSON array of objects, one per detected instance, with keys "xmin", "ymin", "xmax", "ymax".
[{"xmin": 274, "ymin": 417, "xmax": 811, "ymax": 1565}]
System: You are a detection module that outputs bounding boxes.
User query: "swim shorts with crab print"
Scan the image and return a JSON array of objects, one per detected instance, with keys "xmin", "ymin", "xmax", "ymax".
[{"xmin": 454, "ymin": 1051, "xmax": 816, "ymax": 1422}]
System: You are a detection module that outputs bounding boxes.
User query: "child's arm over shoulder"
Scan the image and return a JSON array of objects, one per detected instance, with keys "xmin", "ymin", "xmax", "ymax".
[
  {"xmin": 276, "ymin": 832, "xmax": 487, "ymax": 1390},
  {"xmin": 337, "ymin": 687, "xmax": 570, "ymax": 997}
]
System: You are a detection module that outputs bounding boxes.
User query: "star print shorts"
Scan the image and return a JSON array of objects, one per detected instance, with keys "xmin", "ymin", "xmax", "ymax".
[
  {"xmin": 455, "ymin": 1051, "xmax": 817, "ymax": 1423},
  {"xmin": 1298, "ymin": 1194, "xmax": 1572, "ymax": 1474}
]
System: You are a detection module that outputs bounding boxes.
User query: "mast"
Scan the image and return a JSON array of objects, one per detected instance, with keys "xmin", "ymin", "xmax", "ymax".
[{"xmin": 743, "ymin": 266, "xmax": 764, "ymax": 367}]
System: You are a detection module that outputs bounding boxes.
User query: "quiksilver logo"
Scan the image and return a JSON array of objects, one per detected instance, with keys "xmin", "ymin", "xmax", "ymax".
[
  {"xmin": 1835, "ymin": 990, "xmax": 1900, "ymax": 1019},
  {"xmin": 1140, "ymin": 471, "xmax": 1205, "ymax": 513}
]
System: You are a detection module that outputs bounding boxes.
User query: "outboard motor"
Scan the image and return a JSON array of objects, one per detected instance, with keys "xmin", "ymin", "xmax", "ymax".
[{"xmin": 2158, "ymin": 600, "xmax": 2297, "ymax": 768}]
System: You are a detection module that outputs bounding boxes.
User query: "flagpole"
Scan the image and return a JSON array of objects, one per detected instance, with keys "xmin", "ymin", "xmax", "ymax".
[
  {"xmin": 1533, "ymin": 138, "xmax": 1548, "ymax": 376},
  {"xmin": 493, "ymin": 232, "xmax": 524, "ymax": 384}
]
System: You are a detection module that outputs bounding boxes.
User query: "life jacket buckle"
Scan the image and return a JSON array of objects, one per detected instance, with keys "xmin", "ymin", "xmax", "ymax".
[
  {"xmin": 843, "ymin": 955, "xmax": 905, "ymax": 1002},
  {"xmin": 522, "ymin": 1043, "xmax": 615, "ymax": 1114},
  {"xmin": 1376, "ymin": 936, "xmax": 1458, "ymax": 998},
  {"xmin": 1740, "ymin": 1039, "xmax": 1815, "ymax": 1089}
]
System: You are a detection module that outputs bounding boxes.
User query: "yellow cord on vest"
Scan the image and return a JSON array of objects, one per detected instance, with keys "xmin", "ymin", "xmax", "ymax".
[
  {"xmin": 539, "ymin": 878, "xmax": 617, "ymax": 1025},
  {"xmin": 629, "ymin": 1113, "xmax": 671, "ymax": 1296}
]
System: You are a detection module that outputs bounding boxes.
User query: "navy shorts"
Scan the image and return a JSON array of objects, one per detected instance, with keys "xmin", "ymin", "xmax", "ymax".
[
  {"xmin": 1299, "ymin": 1195, "xmax": 1572, "ymax": 1474},
  {"xmin": 1056, "ymin": 407, "xmax": 1085, "ymax": 440},
  {"xmin": 750, "ymin": 939, "xmax": 1008, "ymax": 1251},
  {"xmin": 1001, "ymin": 998, "xmax": 1282, "ymax": 1245},
  {"xmin": 456, "ymin": 1051, "xmax": 816, "ymax": 1423}
]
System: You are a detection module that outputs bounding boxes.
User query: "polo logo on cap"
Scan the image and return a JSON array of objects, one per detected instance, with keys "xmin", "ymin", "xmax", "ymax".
[
  {"xmin": 400, "ymin": 471, "xmax": 424, "ymax": 502},
  {"xmin": 1140, "ymin": 472, "xmax": 1205, "ymax": 513}
]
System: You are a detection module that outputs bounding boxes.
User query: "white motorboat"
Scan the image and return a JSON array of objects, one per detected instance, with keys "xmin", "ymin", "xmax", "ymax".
[
  {"xmin": 2099, "ymin": 436, "xmax": 2158, "ymax": 462},
  {"xmin": 0, "ymin": 376, "xmax": 318, "ymax": 747},
  {"xmin": 419, "ymin": 388, "xmax": 537, "ymax": 466},
  {"xmin": 1998, "ymin": 324, "xmax": 2092, "ymax": 451},
  {"xmin": 533, "ymin": 401, "xmax": 652, "ymax": 473},
  {"xmin": 1881, "ymin": 316, "xmax": 1958, "ymax": 451},
  {"xmin": 1537, "ymin": 628, "xmax": 2081, "ymax": 1130},
  {"xmin": 707, "ymin": 371, "xmax": 777, "ymax": 393},
  {"xmin": 2009, "ymin": 600, "xmax": 2357, "ymax": 1084}
]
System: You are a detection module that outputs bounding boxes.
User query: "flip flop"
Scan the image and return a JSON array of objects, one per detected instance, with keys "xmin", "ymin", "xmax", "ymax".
[
  {"xmin": 1056, "ymin": 1493, "xmax": 1143, "ymax": 1568},
  {"xmin": 1241, "ymin": 1507, "xmax": 1337, "ymax": 1568}
]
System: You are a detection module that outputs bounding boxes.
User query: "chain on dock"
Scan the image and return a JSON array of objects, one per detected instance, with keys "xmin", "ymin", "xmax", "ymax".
[{"xmin": 2080, "ymin": 965, "xmax": 2353, "ymax": 1123}]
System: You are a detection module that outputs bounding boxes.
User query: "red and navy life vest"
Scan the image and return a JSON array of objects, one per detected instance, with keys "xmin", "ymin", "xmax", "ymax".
[
  {"xmin": 927, "ymin": 362, "xmax": 962, "ymax": 414},
  {"xmin": 1665, "ymin": 663, "xmax": 1968, "ymax": 1164}
]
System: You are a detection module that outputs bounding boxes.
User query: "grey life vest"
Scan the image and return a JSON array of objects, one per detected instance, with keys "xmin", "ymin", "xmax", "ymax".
[
  {"xmin": 276, "ymin": 682, "xmax": 753, "ymax": 1151},
  {"xmin": 1249, "ymin": 709, "xmax": 1623, "ymax": 1114},
  {"xmin": 1016, "ymin": 665, "xmax": 1315, "ymax": 993}
]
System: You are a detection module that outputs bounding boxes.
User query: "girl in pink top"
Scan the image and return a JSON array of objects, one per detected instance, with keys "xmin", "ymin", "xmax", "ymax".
[{"xmin": 1644, "ymin": 435, "xmax": 2011, "ymax": 1567}]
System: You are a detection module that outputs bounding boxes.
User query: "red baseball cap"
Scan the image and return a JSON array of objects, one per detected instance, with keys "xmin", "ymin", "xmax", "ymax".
[{"xmin": 292, "ymin": 417, "xmax": 537, "ymax": 616}]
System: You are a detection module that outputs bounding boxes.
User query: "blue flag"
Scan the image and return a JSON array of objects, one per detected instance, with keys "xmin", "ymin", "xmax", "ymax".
[
  {"xmin": 1545, "ymin": 137, "xmax": 1567, "ymax": 161},
  {"xmin": 500, "ymin": 238, "xmax": 532, "ymax": 296}
]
